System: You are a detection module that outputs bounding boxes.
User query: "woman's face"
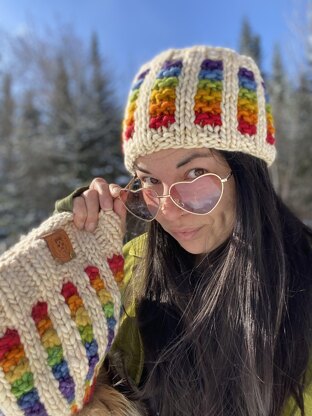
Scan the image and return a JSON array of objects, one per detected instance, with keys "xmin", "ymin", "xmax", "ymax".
[{"xmin": 135, "ymin": 148, "xmax": 236, "ymax": 255}]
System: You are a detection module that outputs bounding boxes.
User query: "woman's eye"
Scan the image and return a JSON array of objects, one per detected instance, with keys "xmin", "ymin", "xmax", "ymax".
[
  {"xmin": 142, "ymin": 176, "xmax": 160, "ymax": 186},
  {"xmin": 187, "ymin": 168, "xmax": 208, "ymax": 179}
]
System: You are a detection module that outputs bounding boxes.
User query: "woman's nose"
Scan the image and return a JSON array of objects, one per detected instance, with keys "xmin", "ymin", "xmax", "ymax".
[{"xmin": 158, "ymin": 195, "xmax": 185, "ymax": 220}]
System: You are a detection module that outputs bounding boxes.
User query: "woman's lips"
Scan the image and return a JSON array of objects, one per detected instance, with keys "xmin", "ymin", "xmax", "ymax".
[{"xmin": 170, "ymin": 226, "xmax": 203, "ymax": 241}]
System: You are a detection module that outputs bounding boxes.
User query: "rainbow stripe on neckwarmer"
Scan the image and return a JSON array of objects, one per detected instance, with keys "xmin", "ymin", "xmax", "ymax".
[
  {"xmin": 0, "ymin": 328, "xmax": 48, "ymax": 415},
  {"xmin": 107, "ymin": 254, "xmax": 125, "ymax": 288},
  {"xmin": 84, "ymin": 254, "xmax": 124, "ymax": 352},
  {"xmin": 61, "ymin": 282, "xmax": 99, "ymax": 405},
  {"xmin": 194, "ymin": 59, "xmax": 223, "ymax": 127},
  {"xmin": 85, "ymin": 266, "xmax": 117, "ymax": 352},
  {"xmin": 31, "ymin": 302, "xmax": 77, "ymax": 413},
  {"xmin": 149, "ymin": 60, "xmax": 183, "ymax": 129},
  {"xmin": 237, "ymin": 67, "xmax": 258, "ymax": 135},
  {"xmin": 123, "ymin": 68, "xmax": 150, "ymax": 141}
]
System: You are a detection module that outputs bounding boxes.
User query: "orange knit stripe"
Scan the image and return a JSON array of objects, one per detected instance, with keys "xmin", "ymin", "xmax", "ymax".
[
  {"xmin": 67, "ymin": 294, "xmax": 84, "ymax": 314},
  {"xmin": 37, "ymin": 318, "xmax": 53, "ymax": 337},
  {"xmin": 194, "ymin": 102, "xmax": 222, "ymax": 113},
  {"xmin": 150, "ymin": 101, "xmax": 176, "ymax": 116},
  {"xmin": 0, "ymin": 346, "xmax": 25, "ymax": 372},
  {"xmin": 90, "ymin": 276, "xmax": 105, "ymax": 291}
]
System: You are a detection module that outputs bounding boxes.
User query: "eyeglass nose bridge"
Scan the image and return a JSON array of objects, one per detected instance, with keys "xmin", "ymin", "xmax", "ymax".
[{"xmin": 157, "ymin": 193, "xmax": 186, "ymax": 209}]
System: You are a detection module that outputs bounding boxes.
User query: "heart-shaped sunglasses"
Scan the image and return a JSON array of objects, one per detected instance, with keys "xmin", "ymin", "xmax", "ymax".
[{"xmin": 117, "ymin": 172, "xmax": 233, "ymax": 222}]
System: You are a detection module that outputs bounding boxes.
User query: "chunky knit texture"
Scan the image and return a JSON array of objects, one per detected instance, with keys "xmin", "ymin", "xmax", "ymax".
[
  {"xmin": 0, "ymin": 211, "xmax": 124, "ymax": 416},
  {"xmin": 122, "ymin": 45, "xmax": 276, "ymax": 172}
]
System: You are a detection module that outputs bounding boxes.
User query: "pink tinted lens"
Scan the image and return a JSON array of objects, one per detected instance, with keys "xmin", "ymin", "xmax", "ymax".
[
  {"xmin": 119, "ymin": 188, "xmax": 159, "ymax": 220},
  {"xmin": 170, "ymin": 175, "xmax": 222, "ymax": 214}
]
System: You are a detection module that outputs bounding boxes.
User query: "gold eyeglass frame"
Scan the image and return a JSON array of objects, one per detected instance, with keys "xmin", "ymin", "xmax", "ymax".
[{"xmin": 118, "ymin": 171, "xmax": 233, "ymax": 222}]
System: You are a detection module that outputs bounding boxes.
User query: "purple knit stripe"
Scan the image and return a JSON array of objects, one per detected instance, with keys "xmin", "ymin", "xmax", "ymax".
[
  {"xmin": 107, "ymin": 328, "xmax": 115, "ymax": 348},
  {"xmin": 86, "ymin": 356, "xmax": 98, "ymax": 381},
  {"xmin": 200, "ymin": 59, "xmax": 223, "ymax": 71},
  {"xmin": 162, "ymin": 60, "xmax": 183, "ymax": 70},
  {"xmin": 138, "ymin": 68, "xmax": 150, "ymax": 79},
  {"xmin": 88, "ymin": 353, "xmax": 99, "ymax": 368},
  {"xmin": 24, "ymin": 402, "xmax": 47, "ymax": 416},
  {"xmin": 131, "ymin": 69, "xmax": 150, "ymax": 90},
  {"xmin": 238, "ymin": 67, "xmax": 255, "ymax": 81},
  {"xmin": 59, "ymin": 378, "xmax": 75, "ymax": 403}
]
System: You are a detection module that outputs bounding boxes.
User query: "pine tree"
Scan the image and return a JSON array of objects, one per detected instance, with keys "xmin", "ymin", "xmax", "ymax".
[
  {"xmin": 269, "ymin": 45, "xmax": 292, "ymax": 198},
  {"xmin": 75, "ymin": 33, "xmax": 123, "ymax": 183},
  {"xmin": 20, "ymin": 90, "xmax": 40, "ymax": 133},
  {"xmin": 306, "ymin": 0, "xmax": 312, "ymax": 87},
  {"xmin": 0, "ymin": 73, "xmax": 15, "ymax": 210},
  {"xmin": 287, "ymin": 1, "xmax": 312, "ymax": 217},
  {"xmin": 239, "ymin": 18, "xmax": 262, "ymax": 68},
  {"xmin": 0, "ymin": 73, "xmax": 15, "ymax": 172},
  {"xmin": 0, "ymin": 73, "xmax": 17, "ymax": 248},
  {"xmin": 0, "ymin": 27, "xmax": 126, "ymax": 250},
  {"xmin": 48, "ymin": 53, "xmax": 81, "ymax": 189},
  {"xmin": 0, "ymin": 73, "xmax": 14, "ymax": 138},
  {"xmin": 50, "ymin": 55, "xmax": 75, "ymax": 134},
  {"xmin": 291, "ymin": 74, "xmax": 312, "ymax": 213}
]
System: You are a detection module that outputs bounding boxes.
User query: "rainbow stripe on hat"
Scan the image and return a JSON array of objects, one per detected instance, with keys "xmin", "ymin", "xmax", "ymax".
[
  {"xmin": 123, "ymin": 68, "xmax": 150, "ymax": 141},
  {"xmin": 149, "ymin": 60, "xmax": 183, "ymax": 129},
  {"xmin": 0, "ymin": 328, "xmax": 48, "ymax": 416},
  {"xmin": 194, "ymin": 59, "xmax": 223, "ymax": 127},
  {"xmin": 237, "ymin": 68, "xmax": 258, "ymax": 136},
  {"xmin": 262, "ymin": 82, "xmax": 275, "ymax": 144}
]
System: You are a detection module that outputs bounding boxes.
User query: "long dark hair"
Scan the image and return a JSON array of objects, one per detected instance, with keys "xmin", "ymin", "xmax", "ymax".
[{"xmin": 132, "ymin": 151, "xmax": 312, "ymax": 415}]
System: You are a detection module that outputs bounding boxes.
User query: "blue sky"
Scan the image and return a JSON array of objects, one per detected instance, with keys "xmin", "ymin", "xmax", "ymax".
[{"xmin": 0, "ymin": 0, "xmax": 303, "ymax": 105}]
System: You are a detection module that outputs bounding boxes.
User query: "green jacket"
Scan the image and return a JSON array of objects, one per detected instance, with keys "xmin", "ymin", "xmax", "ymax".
[
  {"xmin": 118, "ymin": 234, "xmax": 312, "ymax": 416},
  {"xmin": 55, "ymin": 192, "xmax": 312, "ymax": 415}
]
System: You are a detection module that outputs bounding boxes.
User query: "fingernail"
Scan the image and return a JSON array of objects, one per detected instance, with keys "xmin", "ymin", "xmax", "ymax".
[{"xmin": 110, "ymin": 185, "xmax": 120, "ymax": 195}]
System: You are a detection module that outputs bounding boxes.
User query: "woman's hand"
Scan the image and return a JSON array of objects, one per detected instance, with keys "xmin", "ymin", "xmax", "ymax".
[{"xmin": 73, "ymin": 178, "xmax": 126, "ymax": 234}]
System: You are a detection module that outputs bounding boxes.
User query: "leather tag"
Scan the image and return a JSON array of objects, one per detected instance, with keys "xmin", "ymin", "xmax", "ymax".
[{"xmin": 42, "ymin": 229, "xmax": 76, "ymax": 264}]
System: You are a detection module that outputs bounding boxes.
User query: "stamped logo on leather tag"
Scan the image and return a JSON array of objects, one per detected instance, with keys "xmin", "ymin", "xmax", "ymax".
[{"xmin": 42, "ymin": 229, "xmax": 76, "ymax": 264}]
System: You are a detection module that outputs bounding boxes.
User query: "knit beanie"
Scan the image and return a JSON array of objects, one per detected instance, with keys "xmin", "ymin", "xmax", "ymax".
[
  {"xmin": 0, "ymin": 211, "xmax": 124, "ymax": 416},
  {"xmin": 122, "ymin": 45, "xmax": 276, "ymax": 173}
]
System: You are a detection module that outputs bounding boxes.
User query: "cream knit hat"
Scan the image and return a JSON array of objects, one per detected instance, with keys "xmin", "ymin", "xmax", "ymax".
[
  {"xmin": 122, "ymin": 45, "xmax": 276, "ymax": 172},
  {"xmin": 0, "ymin": 211, "xmax": 124, "ymax": 416}
]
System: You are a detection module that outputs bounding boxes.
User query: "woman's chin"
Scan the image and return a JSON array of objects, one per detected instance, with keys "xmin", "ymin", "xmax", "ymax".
[
  {"xmin": 177, "ymin": 236, "xmax": 227, "ymax": 255},
  {"xmin": 178, "ymin": 239, "xmax": 209, "ymax": 255}
]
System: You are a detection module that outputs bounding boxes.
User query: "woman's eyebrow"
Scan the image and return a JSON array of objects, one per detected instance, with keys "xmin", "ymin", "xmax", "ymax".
[
  {"xmin": 134, "ymin": 152, "xmax": 212, "ymax": 173},
  {"xmin": 176, "ymin": 152, "xmax": 212, "ymax": 168},
  {"xmin": 133, "ymin": 164, "xmax": 151, "ymax": 174}
]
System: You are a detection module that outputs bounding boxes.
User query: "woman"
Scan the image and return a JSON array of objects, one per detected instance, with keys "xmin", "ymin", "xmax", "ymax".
[{"xmin": 57, "ymin": 46, "xmax": 312, "ymax": 415}]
